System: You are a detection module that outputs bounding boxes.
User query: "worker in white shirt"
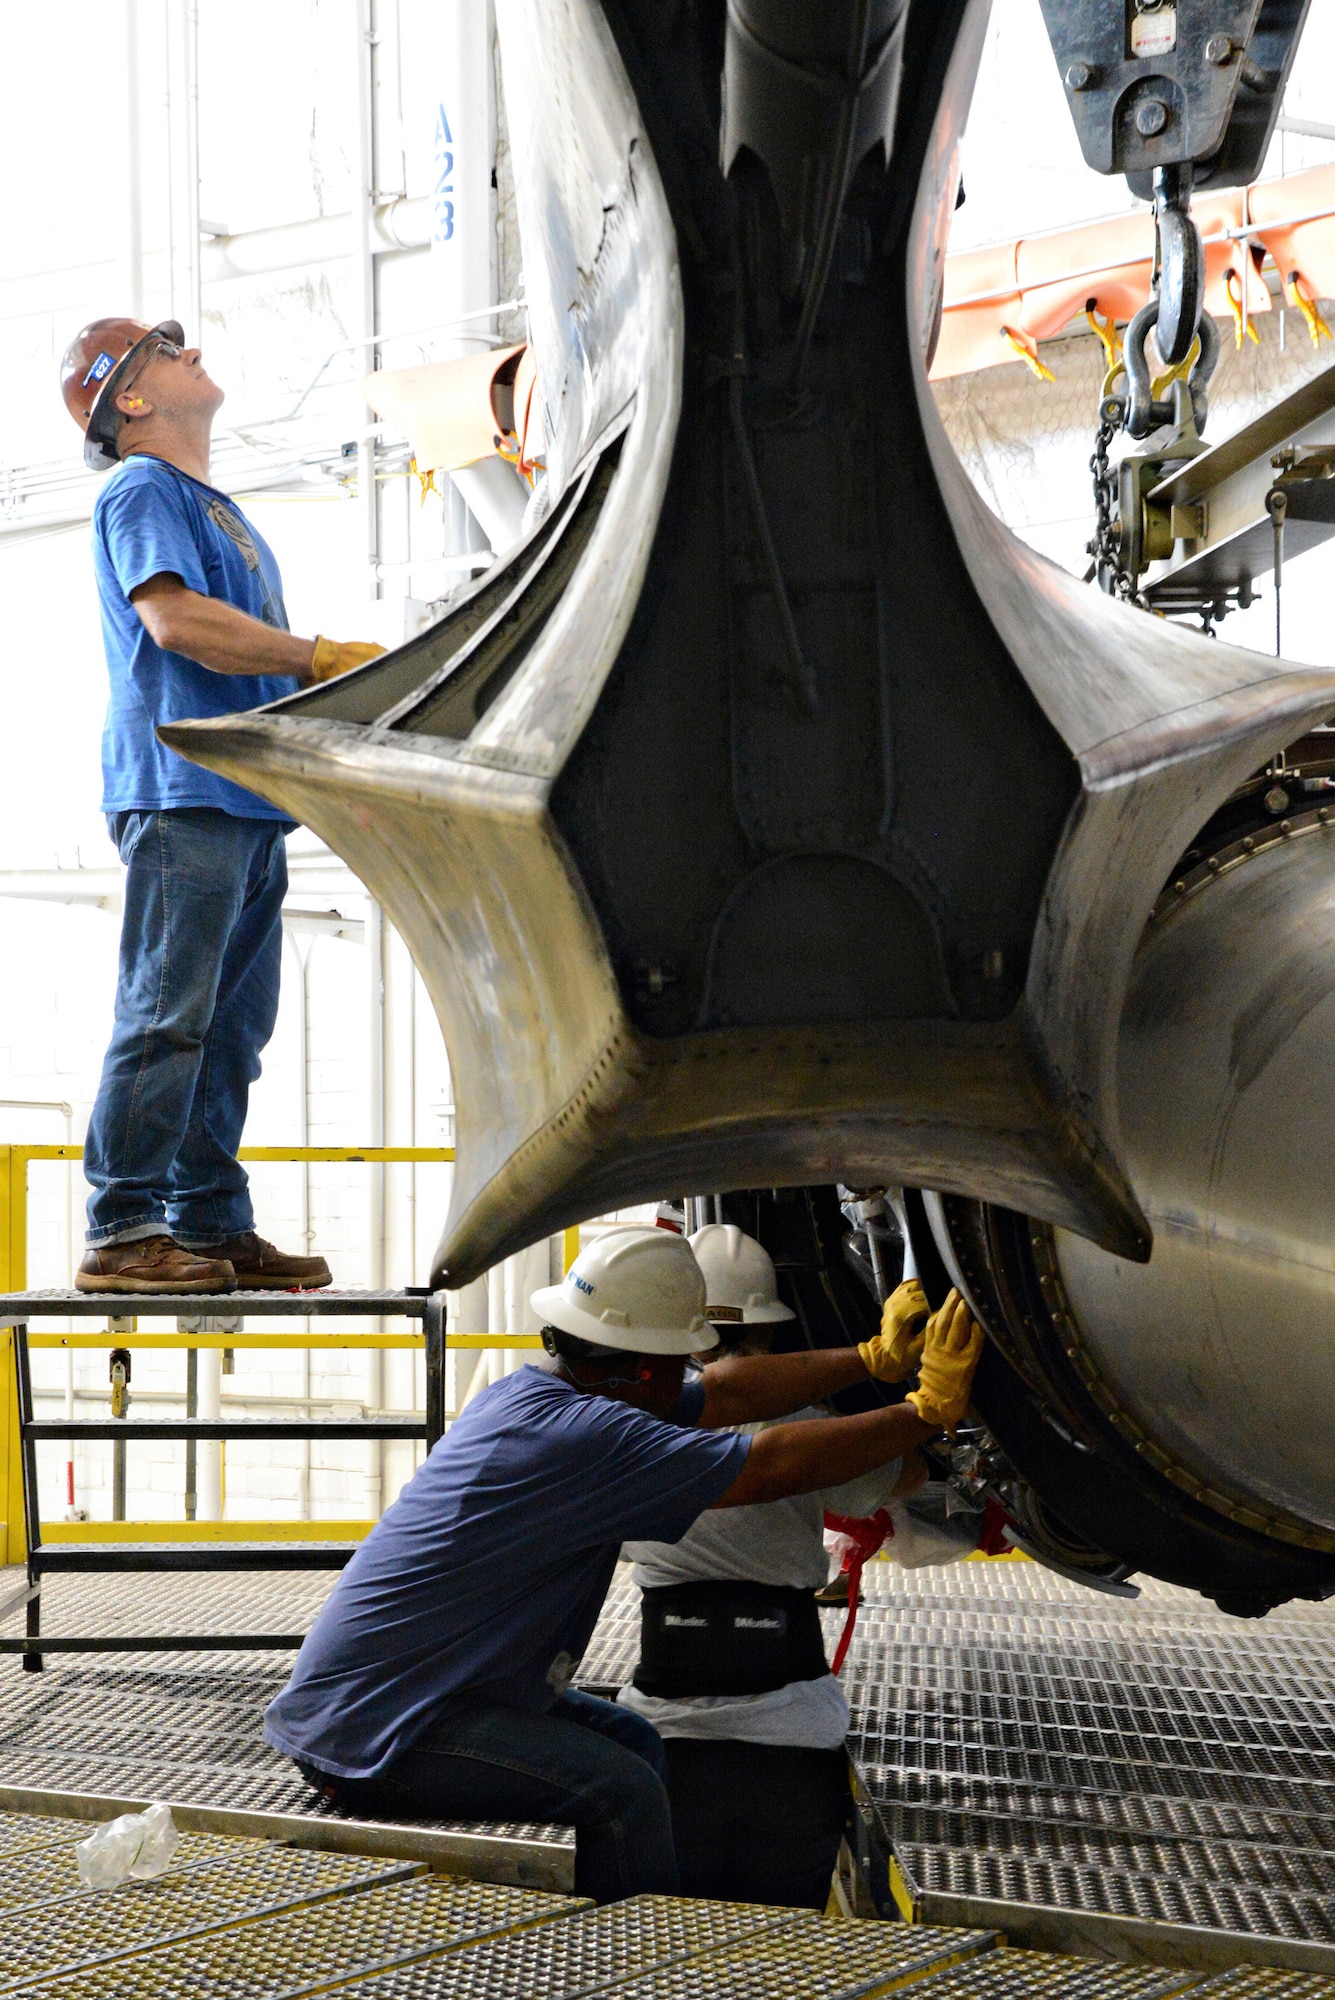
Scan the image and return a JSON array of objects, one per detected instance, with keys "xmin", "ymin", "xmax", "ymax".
[{"xmin": 618, "ymin": 1222, "xmax": 939, "ymax": 1909}]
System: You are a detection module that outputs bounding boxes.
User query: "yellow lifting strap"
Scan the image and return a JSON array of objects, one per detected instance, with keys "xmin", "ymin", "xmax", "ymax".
[
  {"xmin": 1225, "ymin": 269, "xmax": 1261, "ymax": 350},
  {"xmin": 1150, "ymin": 331, "xmax": 1201, "ymax": 404},
  {"xmin": 1287, "ymin": 271, "xmax": 1333, "ymax": 347},
  {"xmin": 1084, "ymin": 302, "xmax": 1121, "ymax": 375},
  {"xmin": 1002, "ymin": 325, "xmax": 1055, "ymax": 383},
  {"xmin": 410, "ymin": 454, "xmax": 440, "ymax": 506},
  {"xmin": 495, "ymin": 429, "xmax": 537, "ymax": 487}
]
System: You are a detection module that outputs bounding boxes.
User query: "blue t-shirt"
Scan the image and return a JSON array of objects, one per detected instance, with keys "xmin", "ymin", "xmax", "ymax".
[
  {"xmin": 91, "ymin": 454, "xmax": 300, "ymax": 818},
  {"xmin": 263, "ymin": 1367, "xmax": 750, "ymax": 1780}
]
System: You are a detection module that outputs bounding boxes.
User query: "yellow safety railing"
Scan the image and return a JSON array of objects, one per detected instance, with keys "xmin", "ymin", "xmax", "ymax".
[{"xmin": 0, "ymin": 1145, "xmax": 578, "ymax": 1563}]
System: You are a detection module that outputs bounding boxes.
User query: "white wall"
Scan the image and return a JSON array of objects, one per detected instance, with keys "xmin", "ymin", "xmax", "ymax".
[{"xmin": 0, "ymin": 0, "xmax": 513, "ymax": 1528}]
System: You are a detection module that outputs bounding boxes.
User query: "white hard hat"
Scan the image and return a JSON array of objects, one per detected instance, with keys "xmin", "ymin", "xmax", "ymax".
[
  {"xmin": 689, "ymin": 1223, "xmax": 795, "ymax": 1324},
  {"xmin": 531, "ymin": 1226, "xmax": 717, "ymax": 1356}
]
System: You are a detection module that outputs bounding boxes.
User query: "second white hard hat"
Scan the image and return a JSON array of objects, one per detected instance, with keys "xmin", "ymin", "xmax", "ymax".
[
  {"xmin": 531, "ymin": 1225, "xmax": 717, "ymax": 1355},
  {"xmin": 689, "ymin": 1223, "xmax": 795, "ymax": 1324}
]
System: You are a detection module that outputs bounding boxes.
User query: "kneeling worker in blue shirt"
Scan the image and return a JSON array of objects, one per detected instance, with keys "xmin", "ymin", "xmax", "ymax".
[
  {"xmin": 60, "ymin": 317, "xmax": 385, "ymax": 1295},
  {"xmin": 264, "ymin": 1226, "xmax": 983, "ymax": 1903}
]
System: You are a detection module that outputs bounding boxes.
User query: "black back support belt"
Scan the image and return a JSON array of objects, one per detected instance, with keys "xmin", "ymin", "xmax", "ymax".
[{"xmin": 633, "ymin": 1579, "xmax": 829, "ymax": 1698}]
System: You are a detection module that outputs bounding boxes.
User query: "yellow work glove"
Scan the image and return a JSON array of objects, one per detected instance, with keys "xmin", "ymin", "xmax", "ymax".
[
  {"xmin": 310, "ymin": 635, "xmax": 387, "ymax": 683},
  {"xmin": 905, "ymin": 1288, "xmax": 984, "ymax": 1434},
  {"xmin": 857, "ymin": 1278, "xmax": 930, "ymax": 1383}
]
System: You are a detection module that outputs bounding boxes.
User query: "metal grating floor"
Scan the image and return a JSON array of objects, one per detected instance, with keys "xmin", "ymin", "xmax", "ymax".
[
  {"xmin": 0, "ymin": 1816, "xmax": 1206, "ymax": 2000},
  {"xmin": 839, "ymin": 1565, "xmax": 1335, "ymax": 1946},
  {"xmin": 4, "ymin": 1557, "xmax": 1335, "ymax": 1949},
  {"xmin": 572, "ymin": 1563, "xmax": 1335, "ymax": 1947},
  {"xmin": 11, "ymin": 1811, "xmax": 1334, "ymax": 2000},
  {"xmin": 0, "ymin": 1569, "xmax": 574, "ymax": 1876},
  {"xmin": 25, "ymin": 1858, "xmax": 577, "ymax": 1999}
]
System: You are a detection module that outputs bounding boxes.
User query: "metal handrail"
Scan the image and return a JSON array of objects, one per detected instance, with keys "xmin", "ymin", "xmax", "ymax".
[{"xmin": 0, "ymin": 1143, "xmax": 566, "ymax": 1565}]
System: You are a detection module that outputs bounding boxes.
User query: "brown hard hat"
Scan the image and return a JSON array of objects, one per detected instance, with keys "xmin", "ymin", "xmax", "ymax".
[{"xmin": 59, "ymin": 317, "xmax": 185, "ymax": 472}]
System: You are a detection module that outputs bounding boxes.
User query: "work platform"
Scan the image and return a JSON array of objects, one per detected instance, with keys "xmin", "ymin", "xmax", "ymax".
[
  {"xmin": 0, "ymin": 1288, "xmax": 446, "ymax": 1663},
  {"xmin": 1, "ymin": 1558, "xmax": 1332, "ymax": 1976},
  {"xmin": 1, "ymin": 1810, "xmax": 1333, "ymax": 2000}
]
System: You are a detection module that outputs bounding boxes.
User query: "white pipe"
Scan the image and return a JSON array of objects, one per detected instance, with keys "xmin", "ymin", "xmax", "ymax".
[
  {"xmin": 123, "ymin": 0, "xmax": 144, "ymax": 316},
  {"xmin": 200, "ymin": 197, "xmax": 433, "ymax": 284},
  {"xmin": 185, "ymin": 0, "xmax": 201, "ymax": 336},
  {"xmin": 65, "ymin": 1347, "xmax": 75, "ymax": 1518},
  {"xmin": 432, "ymin": 0, "xmax": 501, "ymax": 585},
  {"xmin": 283, "ymin": 929, "xmax": 314, "ymax": 1520},
  {"xmin": 451, "ymin": 459, "xmax": 528, "ymax": 555},
  {"xmin": 407, "ymin": 957, "xmax": 417, "ymax": 1293},
  {"xmin": 354, "ymin": 0, "xmax": 381, "ymax": 600},
  {"xmin": 432, "ymin": 0, "xmax": 498, "ymax": 354},
  {"xmin": 487, "ymin": 1265, "xmax": 505, "ymax": 1390},
  {"xmin": 165, "ymin": 0, "xmax": 202, "ymax": 333},
  {"xmin": 196, "ymin": 1350, "xmax": 222, "ymax": 1519},
  {"xmin": 1277, "ymin": 114, "xmax": 1335, "ymax": 143},
  {"xmin": 366, "ymin": 898, "xmax": 387, "ymax": 1512},
  {"xmin": 450, "ymin": 1277, "xmax": 489, "ymax": 1415}
]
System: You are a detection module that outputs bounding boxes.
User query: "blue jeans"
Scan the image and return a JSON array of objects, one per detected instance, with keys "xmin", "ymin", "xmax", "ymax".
[
  {"xmin": 299, "ymin": 1690, "xmax": 678, "ymax": 1905},
  {"xmin": 84, "ymin": 808, "xmax": 287, "ymax": 1247}
]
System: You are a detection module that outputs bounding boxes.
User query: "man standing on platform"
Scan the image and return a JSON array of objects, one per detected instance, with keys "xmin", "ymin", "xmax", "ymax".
[{"xmin": 60, "ymin": 317, "xmax": 384, "ymax": 1295}]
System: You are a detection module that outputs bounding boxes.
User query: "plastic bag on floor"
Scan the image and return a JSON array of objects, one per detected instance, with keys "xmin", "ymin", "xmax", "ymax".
[{"xmin": 76, "ymin": 1803, "xmax": 180, "ymax": 1889}]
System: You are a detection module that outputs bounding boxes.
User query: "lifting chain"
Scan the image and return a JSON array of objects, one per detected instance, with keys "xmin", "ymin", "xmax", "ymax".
[
  {"xmin": 1085, "ymin": 164, "xmax": 1217, "ymax": 600},
  {"xmin": 1087, "ymin": 404, "xmax": 1135, "ymax": 600}
]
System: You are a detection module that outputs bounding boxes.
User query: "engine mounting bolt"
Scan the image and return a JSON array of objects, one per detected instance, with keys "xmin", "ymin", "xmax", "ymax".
[
  {"xmin": 1321, "ymin": 808, "xmax": 1331, "ymax": 824},
  {"xmin": 1207, "ymin": 856, "xmax": 1221, "ymax": 871},
  {"xmin": 1205, "ymin": 34, "xmax": 1234, "ymax": 64},
  {"xmin": 1174, "ymin": 879, "xmax": 1187, "ymax": 893},
  {"xmin": 1265, "ymin": 784, "xmax": 1290, "ymax": 813},
  {"xmin": 1242, "ymin": 834, "xmax": 1255, "ymax": 849},
  {"xmin": 1280, "ymin": 818, "xmax": 1292, "ymax": 834},
  {"xmin": 1065, "ymin": 60, "xmax": 1096, "ymax": 90},
  {"xmin": 1135, "ymin": 98, "xmax": 1170, "ymax": 137}
]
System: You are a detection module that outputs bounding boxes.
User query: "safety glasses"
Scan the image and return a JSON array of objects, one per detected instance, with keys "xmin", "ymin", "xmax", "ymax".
[{"xmin": 118, "ymin": 333, "xmax": 187, "ymax": 396}]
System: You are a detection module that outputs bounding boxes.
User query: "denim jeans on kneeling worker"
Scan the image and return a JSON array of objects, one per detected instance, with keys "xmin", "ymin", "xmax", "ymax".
[
  {"xmin": 298, "ymin": 1689, "xmax": 678, "ymax": 1906},
  {"xmin": 83, "ymin": 807, "xmax": 288, "ymax": 1248}
]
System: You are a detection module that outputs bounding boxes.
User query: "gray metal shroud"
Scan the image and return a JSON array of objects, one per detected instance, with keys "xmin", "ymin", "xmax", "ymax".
[
  {"xmin": 1051, "ymin": 807, "xmax": 1335, "ymax": 1540},
  {"xmin": 157, "ymin": 0, "xmax": 1335, "ymax": 1288}
]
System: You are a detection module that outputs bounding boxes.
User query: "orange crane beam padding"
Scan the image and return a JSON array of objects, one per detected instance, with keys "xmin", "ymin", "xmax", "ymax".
[
  {"xmin": 932, "ymin": 161, "xmax": 1335, "ymax": 381},
  {"xmin": 364, "ymin": 168, "xmax": 1335, "ymax": 466}
]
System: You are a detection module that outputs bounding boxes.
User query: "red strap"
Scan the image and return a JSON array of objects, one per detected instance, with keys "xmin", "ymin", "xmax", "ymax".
[
  {"xmin": 823, "ymin": 1508, "xmax": 893, "ymax": 1675},
  {"xmin": 977, "ymin": 1498, "xmax": 1014, "ymax": 1556}
]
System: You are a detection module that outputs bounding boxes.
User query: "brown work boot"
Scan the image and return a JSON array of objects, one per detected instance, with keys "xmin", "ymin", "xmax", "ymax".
[
  {"xmin": 202, "ymin": 1231, "xmax": 332, "ymax": 1291},
  {"xmin": 76, "ymin": 1234, "xmax": 237, "ymax": 1295}
]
